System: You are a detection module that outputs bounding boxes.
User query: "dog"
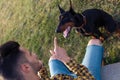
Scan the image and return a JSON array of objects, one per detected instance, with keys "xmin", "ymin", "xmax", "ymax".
[{"xmin": 56, "ymin": 0, "xmax": 120, "ymax": 41}]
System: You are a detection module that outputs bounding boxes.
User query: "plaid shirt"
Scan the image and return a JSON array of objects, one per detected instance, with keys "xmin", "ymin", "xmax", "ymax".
[{"xmin": 38, "ymin": 59, "xmax": 95, "ymax": 80}]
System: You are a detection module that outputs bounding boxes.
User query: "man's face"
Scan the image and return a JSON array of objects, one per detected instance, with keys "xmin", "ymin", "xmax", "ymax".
[{"xmin": 20, "ymin": 47, "xmax": 43, "ymax": 72}]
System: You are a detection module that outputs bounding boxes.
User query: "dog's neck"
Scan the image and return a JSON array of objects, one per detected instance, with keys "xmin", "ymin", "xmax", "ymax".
[
  {"xmin": 75, "ymin": 14, "xmax": 86, "ymax": 29},
  {"xmin": 74, "ymin": 14, "xmax": 89, "ymax": 34}
]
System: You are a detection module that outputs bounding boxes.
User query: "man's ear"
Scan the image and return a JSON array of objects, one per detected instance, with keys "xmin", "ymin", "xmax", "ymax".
[{"xmin": 20, "ymin": 63, "xmax": 31, "ymax": 73}]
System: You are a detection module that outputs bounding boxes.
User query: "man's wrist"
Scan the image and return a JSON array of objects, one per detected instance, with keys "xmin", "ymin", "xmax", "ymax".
[{"xmin": 62, "ymin": 57, "xmax": 71, "ymax": 64}]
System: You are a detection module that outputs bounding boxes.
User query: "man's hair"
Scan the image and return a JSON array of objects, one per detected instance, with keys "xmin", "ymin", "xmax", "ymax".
[{"xmin": 0, "ymin": 41, "xmax": 27, "ymax": 80}]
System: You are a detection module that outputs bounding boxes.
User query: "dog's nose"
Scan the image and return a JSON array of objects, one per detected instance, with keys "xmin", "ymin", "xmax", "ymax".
[{"xmin": 55, "ymin": 29, "xmax": 61, "ymax": 33}]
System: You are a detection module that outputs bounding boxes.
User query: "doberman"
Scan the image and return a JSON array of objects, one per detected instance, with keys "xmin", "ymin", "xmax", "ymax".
[{"xmin": 56, "ymin": 0, "xmax": 120, "ymax": 41}]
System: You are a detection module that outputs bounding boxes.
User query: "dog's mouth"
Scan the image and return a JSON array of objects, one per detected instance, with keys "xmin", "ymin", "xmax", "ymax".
[{"xmin": 63, "ymin": 26, "xmax": 71, "ymax": 38}]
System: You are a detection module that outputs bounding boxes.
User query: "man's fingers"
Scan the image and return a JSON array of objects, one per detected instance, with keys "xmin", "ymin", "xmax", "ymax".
[
  {"xmin": 50, "ymin": 50, "xmax": 55, "ymax": 55},
  {"xmin": 54, "ymin": 37, "xmax": 58, "ymax": 49}
]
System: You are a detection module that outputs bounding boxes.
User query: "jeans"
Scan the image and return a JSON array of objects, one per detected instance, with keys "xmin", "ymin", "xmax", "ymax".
[{"xmin": 82, "ymin": 45, "xmax": 104, "ymax": 80}]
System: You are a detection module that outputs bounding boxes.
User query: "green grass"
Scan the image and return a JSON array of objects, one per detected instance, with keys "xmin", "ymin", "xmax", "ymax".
[{"xmin": 0, "ymin": 0, "xmax": 120, "ymax": 67}]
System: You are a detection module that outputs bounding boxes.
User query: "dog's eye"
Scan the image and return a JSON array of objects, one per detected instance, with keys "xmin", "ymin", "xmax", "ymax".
[
  {"xmin": 61, "ymin": 16, "xmax": 64, "ymax": 19},
  {"xmin": 59, "ymin": 15, "xmax": 64, "ymax": 20}
]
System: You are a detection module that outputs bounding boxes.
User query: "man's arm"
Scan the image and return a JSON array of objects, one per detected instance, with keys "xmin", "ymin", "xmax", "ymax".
[{"xmin": 49, "ymin": 37, "xmax": 96, "ymax": 80}]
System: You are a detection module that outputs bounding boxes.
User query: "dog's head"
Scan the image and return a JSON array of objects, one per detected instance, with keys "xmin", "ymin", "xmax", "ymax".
[{"xmin": 56, "ymin": 0, "xmax": 84, "ymax": 38}]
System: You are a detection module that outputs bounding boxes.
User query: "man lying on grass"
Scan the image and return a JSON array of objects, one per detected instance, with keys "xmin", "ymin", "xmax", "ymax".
[{"xmin": 0, "ymin": 37, "xmax": 103, "ymax": 80}]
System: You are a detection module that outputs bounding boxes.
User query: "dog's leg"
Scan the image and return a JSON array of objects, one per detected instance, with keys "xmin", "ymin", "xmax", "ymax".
[
  {"xmin": 115, "ymin": 21, "xmax": 120, "ymax": 37},
  {"xmin": 76, "ymin": 29, "xmax": 85, "ymax": 34},
  {"xmin": 76, "ymin": 28, "xmax": 91, "ymax": 36},
  {"xmin": 102, "ymin": 57, "xmax": 105, "ymax": 66},
  {"xmin": 94, "ymin": 30, "xmax": 105, "ymax": 41}
]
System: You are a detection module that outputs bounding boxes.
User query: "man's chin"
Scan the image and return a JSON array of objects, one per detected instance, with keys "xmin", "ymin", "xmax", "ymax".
[{"xmin": 38, "ymin": 60, "xmax": 43, "ymax": 70}]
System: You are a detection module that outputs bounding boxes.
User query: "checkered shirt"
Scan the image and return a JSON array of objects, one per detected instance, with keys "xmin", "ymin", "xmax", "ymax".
[{"xmin": 38, "ymin": 59, "xmax": 95, "ymax": 80}]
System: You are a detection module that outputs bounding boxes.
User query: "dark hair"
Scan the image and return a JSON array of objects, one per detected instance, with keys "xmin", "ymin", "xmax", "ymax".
[{"xmin": 0, "ymin": 41, "xmax": 24, "ymax": 80}]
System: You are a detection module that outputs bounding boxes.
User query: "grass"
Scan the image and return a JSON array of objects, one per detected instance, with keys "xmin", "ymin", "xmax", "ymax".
[{"xmin": 0, "ymin": 0, "xmax": 120, "ymax": 68}]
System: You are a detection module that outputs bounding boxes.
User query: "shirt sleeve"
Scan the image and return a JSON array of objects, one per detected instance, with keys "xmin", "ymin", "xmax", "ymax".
[
  {"xmin": 38, "ymin": 59, "xmax": 95, "ymax": 80},
  {"xmin": 38, "ymin": 66, "xmax": 50, "ymax": 80},
  {"xmin": 65, "ymin": 59, "xmax": 95, "ymax": 80},
  {"xmin": 38, "ymin": 66, "xmax": 74, "ymax": 80}
]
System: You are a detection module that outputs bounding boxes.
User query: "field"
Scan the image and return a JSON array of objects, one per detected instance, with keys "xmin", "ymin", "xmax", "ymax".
[{"xmin": 0, "ymin": 0, "xmax": 120, "ymax": 68}]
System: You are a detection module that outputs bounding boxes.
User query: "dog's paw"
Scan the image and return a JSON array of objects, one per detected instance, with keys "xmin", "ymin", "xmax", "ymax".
[{"xmin": 75, "ymin": 30, "xmax": 81, "ymax": 35}]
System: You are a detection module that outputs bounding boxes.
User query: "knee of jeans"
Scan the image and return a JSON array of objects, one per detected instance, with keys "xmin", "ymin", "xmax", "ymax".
[{"xmin": 88, "ymin": 39, "xmax": 102, "ymax": 46}]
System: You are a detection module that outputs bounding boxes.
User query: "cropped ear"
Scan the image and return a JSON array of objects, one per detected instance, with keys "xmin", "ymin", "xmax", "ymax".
[
  {"xmin": 69, "ymin": 0, "xmax": 75, "ymax": 15},
  {"xmin": 58, "ymin": 5, "xmax": 65, "ymax": 14},
  {"xmin": 69, "ymin": 0, "xmax": 72, "ymax": 9},
  {"xmin": 69, "ymin": 7, "xmax": 75, "ymax": 15}
]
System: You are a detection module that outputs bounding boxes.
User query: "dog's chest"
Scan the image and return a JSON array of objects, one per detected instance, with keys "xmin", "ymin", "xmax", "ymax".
[{"xmin": 76, "ymin": 25, "xmax": 92, "ymax": 36}]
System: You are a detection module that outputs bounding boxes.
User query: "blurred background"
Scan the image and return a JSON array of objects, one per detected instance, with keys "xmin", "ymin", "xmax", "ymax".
[{"xmin": 0, "ymin": 0, "xmax": 120, "ymax": 69}]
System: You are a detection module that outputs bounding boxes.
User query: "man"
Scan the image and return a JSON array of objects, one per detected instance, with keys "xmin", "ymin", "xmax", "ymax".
[
  {"xmin": 0, "ymin": 37, "xmax": 104, "ymax": 80},
  {"xmin": 0, "ymin": 41, "xmax": 43, "ymax": 80}
]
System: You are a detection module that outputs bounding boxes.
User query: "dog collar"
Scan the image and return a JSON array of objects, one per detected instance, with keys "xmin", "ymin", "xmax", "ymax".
[
  {"xmin": 75, "ymin": 15, "xmax": 91, "ymax": 35},
  {"xmin": 75, "ymin": 14, "xmax": 86, "ymax": 29},
  {"xmin": 80, "ymin": 14, "xmax": 86, "ymax": 28}
]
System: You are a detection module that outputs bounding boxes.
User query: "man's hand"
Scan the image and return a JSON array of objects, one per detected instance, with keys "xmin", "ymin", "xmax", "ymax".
[{"xmin": 49, "ymin": 37, "xmax": 70, "ymax": 63}]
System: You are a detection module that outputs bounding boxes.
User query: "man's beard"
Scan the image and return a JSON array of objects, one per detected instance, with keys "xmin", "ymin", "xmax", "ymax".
[{"xmin": 29, "ymin": 61, "xmax": 42, "ymax": 74}]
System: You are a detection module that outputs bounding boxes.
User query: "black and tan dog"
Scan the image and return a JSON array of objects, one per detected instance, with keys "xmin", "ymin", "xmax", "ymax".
[{"xmin": 56, "ymin": 0, "xmax": 120, "ymax": 41}]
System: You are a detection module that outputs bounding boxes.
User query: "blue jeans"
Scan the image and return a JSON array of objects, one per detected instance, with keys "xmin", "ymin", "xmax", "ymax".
[
  {"xmin": 82, "ymin": 45, "xmax": 104, "ymax": 80},
  {"xmin": 49, "ymin": 45, "xmax": 104, "ymax": 80}
]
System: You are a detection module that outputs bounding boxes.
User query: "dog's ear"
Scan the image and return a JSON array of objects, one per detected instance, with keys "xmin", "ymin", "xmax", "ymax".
[
  {"xmin": 69, "ymin": 0, "xmax": 75, "ymax": 15},
  {"xmin": 69, "ymin": 7, "xmax": 75, "ymax": 15},
  {"xmin": 58, "ymin": 5, "xmax": 65, "ymax": 14}
]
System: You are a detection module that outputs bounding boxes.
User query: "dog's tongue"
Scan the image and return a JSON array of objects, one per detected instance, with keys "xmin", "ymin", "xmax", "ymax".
[{"xmin": 63, "ymin": 26, "xmax": 71, "ymax": 38}]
